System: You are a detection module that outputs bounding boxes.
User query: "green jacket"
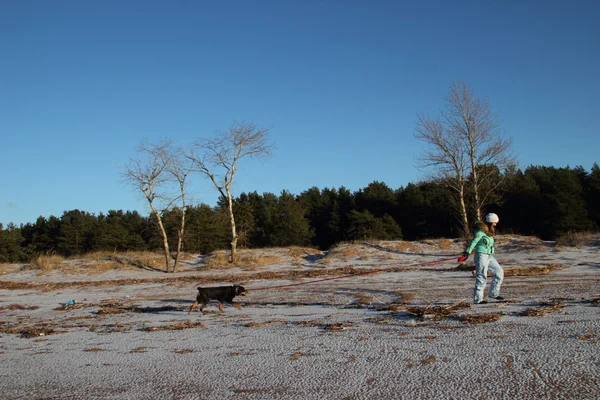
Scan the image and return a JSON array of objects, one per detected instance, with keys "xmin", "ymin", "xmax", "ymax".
[{"xmin": 465, "ymin": 221, "xmax": 495, "ymax": 255}]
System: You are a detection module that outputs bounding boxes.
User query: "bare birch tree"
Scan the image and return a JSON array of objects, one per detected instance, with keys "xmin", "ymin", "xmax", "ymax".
[
  {"xmin": 166, "ymin": 149, "xmax": 194, "ymax": 272},
  {"xmin": 415, "ymin": 82, "xmax": 516, "ymax": 235},
  {"xmin": 187, "ymin": 121, "xmax": 274, "ymax": 263},
  {"xmin": 446, "ymin": 82, "xmax": 516, "ymax": 221},
  {"xmin": 415, "ymin": 115, "xmax": 471, "ymax": 233},
  {"xmin": 121, "ymin": 139, "xmax": 181, "ymax": 272}
]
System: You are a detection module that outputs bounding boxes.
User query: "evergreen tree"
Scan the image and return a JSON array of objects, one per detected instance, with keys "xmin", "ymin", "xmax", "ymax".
[
  {"xmin": 270, "ymin": 191, "xmax": 312, "ymax": 247},
  {"xmin": 523, "ymin": 166, "xmax": 591, "ymax": 239},
  {"xmin": 248, "ymin": 192, "xmax": 278, "ymax": 248},
  {"xmin": 346, "ymin": 210, "xmax": 402, "ymax": 240},
  {"xmin": 56, "ymin": 210, "xmax": 98, "ymax": 256},
  {"xmin": 232, "ymin": 193, "xmax": 256, "ymax": 248},
  {"xmin": 355, "ymin": 181, "xmax": 397, "ymax": 218},
  {"xmin": 183, "ymin": 204, "xmax": 229, "ymax": 254},
  {"xmin": 0, "ymin": 223, "xmax": 31, "ymax": 262}
]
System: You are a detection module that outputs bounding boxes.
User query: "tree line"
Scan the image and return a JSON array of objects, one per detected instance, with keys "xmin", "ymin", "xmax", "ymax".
[{"xmin": 1, "ymin": 163, "xmax": 599, "ymax": 263}]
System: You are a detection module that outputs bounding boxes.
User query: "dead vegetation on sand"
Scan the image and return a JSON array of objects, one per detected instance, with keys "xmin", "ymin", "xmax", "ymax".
[
  {"xmin": 400, "ymin": 301, "xmax": 503, "ymax": 324},
  {"xmin": 0, "ymin": 323, "xmax": 66, "ymax": 338},
  {"xmin": 457, "ymin": 314, "xmax": 502, "ymax": 324},
  {"xmin": 140, "ymin": 320, "xmax": 205, "ymax": 332},
  {"xmin": 518, "ymin": 301, "xmax": 565, "ymax": 317},
  {"xmin": 457, "ymin": 264, "xmax": 568, "ymax": 277},
  {"xmin": 23, "ymin": 251, "xmax": 190, "ymax": 274},
  {"xmin": 405, "ymin": 301, "xmax": 471, "ymax": 320},
  {"xmin": 205, "ymin": 250, "xmax": 283, "ymax": 270}
]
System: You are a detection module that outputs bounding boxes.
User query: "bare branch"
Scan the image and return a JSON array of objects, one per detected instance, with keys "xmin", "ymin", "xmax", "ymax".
[{"xmin": 186, "ymin": 121, "xmax": 274, "ymax": 263}]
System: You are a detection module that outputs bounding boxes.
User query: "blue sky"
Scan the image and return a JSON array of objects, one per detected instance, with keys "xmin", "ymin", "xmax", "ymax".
[{"xmin": 1, "ymin": 0, "xmax": 599, "ymax": 226}]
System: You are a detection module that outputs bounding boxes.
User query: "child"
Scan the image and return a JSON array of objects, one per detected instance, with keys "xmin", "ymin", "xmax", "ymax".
[{"xmin": 457, "ymin": 213, "xmax": 504, "ymax": 304}]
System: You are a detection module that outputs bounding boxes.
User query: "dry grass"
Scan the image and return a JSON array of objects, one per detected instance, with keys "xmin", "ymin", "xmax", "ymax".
[
  {"xmin": 469, "ymin": 264, "xmax": 567, "ymax": 277},
  {"xmin": 243, "ymin": 320, "xmax": 285, "ymax": 328},
  {"xmin": 0, "ymin": 323, "xmax": 65, "ymax": 338},
  {"xmin": 457, "ymin": 313, "xmax": 502, "ymax": 324},
  {"xmin": 505, "ymin": 264, "xmax": 567, "ymax": 276},
  {"xmin": 437, "ymin": 239, "xmax": 455, "ymax": 251},
  {"xmin": 23, "ymin": 251, "xmax": 179, "ymax": 274},
  {"xmin": 555, "ymin": 231, "xmax": 598, "ymax": 248},
  {"xmin": 0, "ymin": 263, "xmax": 21, "ymax": 274},
  {"xmin": 287, "ymin": 246, "xmax": 322, "ymax": 265},
  {"xmin": 406, "ymin": 301, "xmax": 470, "ymax": 320},
  {"xmin": 30, "ymin": 253, "xmax": 66, "ymax": 271},
  {"xmin": 0, "ymin": 304, "xmax": 40, "ymax": 311},
  {"xmin": 518, "ymin": 301, "xmax": 565, "ymax": 317},
  {"xmin": 325, "ymin": 243, "xmax": 362, "ymax": 261},
  {"xmin": 387, "ymin": 242, "xmax": 415, "ymax": 253},
  {"xmin": 140, "ymin": 320, "xmax": 205, "ymax": 332},
  {"xmin": 323, "ymin": 322, "xmax": 350, "ymax": 331},
  {"xmin": 205, "ymin": 250, "xmax": 282, "ymax": 270}
]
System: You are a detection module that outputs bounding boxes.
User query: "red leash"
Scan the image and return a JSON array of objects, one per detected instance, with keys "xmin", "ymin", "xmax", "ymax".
[{"xmin": 249, "ymin": 256, "xmax": 458, "ymax": 291}]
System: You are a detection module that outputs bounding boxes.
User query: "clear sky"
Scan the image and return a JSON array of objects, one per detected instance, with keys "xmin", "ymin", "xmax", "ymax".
[{"xmin": 1, "ymin": 0, "xmax": 599, "ymax": 226}]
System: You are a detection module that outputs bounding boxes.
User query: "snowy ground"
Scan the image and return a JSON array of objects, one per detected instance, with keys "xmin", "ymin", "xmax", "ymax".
[{"xmin": 1, "ymin": 235, "xmax": 599, "ymax": 400}]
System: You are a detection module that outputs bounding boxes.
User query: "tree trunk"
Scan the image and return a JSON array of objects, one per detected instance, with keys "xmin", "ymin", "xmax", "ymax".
[
  {"xmin": 173, "ymin": 206, "xmax": 185, "ymax": 273},
  {"xmin": 473, "ymin": 178, "xmax": 483, "ymax": 221},
  {"xmin": 458, "ymin": 184, "xmax": 470, "ymax": 239},
  {"xmin": 149, "ymin": 203, "xmax": 171, "ymax": 273},
  {"xmin": 469, "ymin": 148, "xmax": 483, "ymax": 221},
  {"xmin": 227, "ymin": 191, "xmax": 238, "ymax": 263}
]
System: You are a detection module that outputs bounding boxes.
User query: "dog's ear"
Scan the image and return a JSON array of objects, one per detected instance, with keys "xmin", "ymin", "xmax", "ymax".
[{"xmin": 197, "ymin": 287, "xmax": 201, "ymax": 291}]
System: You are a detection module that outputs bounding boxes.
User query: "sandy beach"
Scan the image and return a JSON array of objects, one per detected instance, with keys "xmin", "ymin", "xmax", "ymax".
[{"xmin": 1, "ymin": 236, "xmax": 599, "ymax": 399}]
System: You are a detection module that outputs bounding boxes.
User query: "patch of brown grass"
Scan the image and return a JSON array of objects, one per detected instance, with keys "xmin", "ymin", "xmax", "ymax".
[
  {"xmin": 457, "ymin": 313, "xmax": 502, "ymax": 324},
  {"xmin": 205, "ymin": 250, "xmax": 282, "ymax": 270},
  {"xmin": 421, "ymin": 355, "xmax": 437, "ymax": 365},
  {"xmin": 518, "ymin": 301, "xmax": 565, "ymax": 317},
  {"xmin": 30, "ymin": 253, "xmax": 66, "ymax": 272},
  {"xmin": 470, "ymin": 264, "xmax": 568, "ymax": 277},
  {"xmin": 0, "ymin": 324, "xmax": 65, "ymax": 338},
  {"xmin": 1, "ymin": 304, "xmax": 39, "ymax": 311},
  {"xmin": 0, "ymin": 263, "xmax": 22, "ymax": 274},
  {"xmin": 406, "ymin": 301, "xmax": 470, "ymax": 320},
  {"xmin": 325, "ymin": 243, "xmax": 361, "ymax": 261},
  {"xmin": 173, "ymin": 349, "xmax": 194, "ymax": 354},
  {"xmin": 506, "ymin": 264, "xmax": 567, "ymax": 276},
  {"xmin": 129, "ymin": 347, "xmax": 148, "ymax": 353},
  {"xmin": 288, "ymin": 246, "xmax": 322, "ymax": 265},
  {"xmin": 323, "ymin": 322, "xmax": 350, "ymax": 331},
  {"xmin": 96, "ymin": 303, "xmax": 132, "ymax": 314},
  {"xmin": 437, "ymin": 239, "xmax": 455, "ymax": 250},
  {"xmin": 388, "ymin": 242, "xmax": 414, "ymax": 253},
  {"xmin": 140, "ymin": 320, "xmax": 205, "ymax": 332},
  {"xmin": 555, "ymin": 231, "xmax": 596, "ymax": 248},
  {"xmin": 243, "ymin": 320, "xmax": 284, "ymax": 328}
]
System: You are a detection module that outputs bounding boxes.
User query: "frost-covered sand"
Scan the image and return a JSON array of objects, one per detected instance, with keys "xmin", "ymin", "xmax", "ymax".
[{"xmin": 1, "ymin": 236, "xmax": 599, "ymax": 400}]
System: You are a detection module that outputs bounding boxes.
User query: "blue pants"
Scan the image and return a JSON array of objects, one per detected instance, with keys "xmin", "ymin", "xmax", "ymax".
[{"xmin": 473, "ymin": 253, "xmax": 503, "ymax": 303}]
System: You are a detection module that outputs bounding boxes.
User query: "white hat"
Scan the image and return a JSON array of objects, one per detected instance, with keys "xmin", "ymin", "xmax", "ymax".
[{"xmin": 485, "ymin": 213, "xmax": 499, "ymax": 223}]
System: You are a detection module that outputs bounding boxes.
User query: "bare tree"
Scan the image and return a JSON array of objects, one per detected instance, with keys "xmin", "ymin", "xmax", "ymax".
[
  {"xmin": 415, "ymin": 115, "xmax": 470, "ymax": 233},
  {"xmin": 121, "ymin": 139, "xmax": 180, "ymax": 272},
  {"xmin": 187, "ymin": 121, "xmax": 274, "ymax": 263},
  {"xmin": 415, "ymin": 82, "xmax": 516, "ymax": 234},
  {"xmin": 166, "ymin": 148, "xmax": 194, "ymax": 272},
  {"xmin": 445, "ymin": 82, "xmax": 516, "ymax": 221}
]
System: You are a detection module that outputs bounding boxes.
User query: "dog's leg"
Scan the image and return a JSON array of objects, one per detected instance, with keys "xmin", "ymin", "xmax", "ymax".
[
  {"xmin": 200, "ymin": 303, "xmax": 207, "ymax": 314},
  {"xmin": 188, "ymin": 301, "xmax": 199, "ymax": 315},
  {"xmin": 218, "ymin": 302, "xmax": 224, "ymax": 312},
  {"xmin": 232, "ymin": 303, "xmax": 242, "ymax": 311}
]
